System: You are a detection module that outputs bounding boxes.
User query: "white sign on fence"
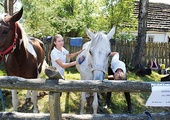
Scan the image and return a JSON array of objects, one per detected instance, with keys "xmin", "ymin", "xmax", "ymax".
[{"xmin": 146, "ymin": 83, "xmax": 170, "ymax": 106}]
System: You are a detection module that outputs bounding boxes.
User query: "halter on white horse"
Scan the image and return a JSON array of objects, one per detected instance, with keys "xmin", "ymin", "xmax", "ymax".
[{"xmin": 76, "ymin": 27, "xmax": 116, "ymax": 114}]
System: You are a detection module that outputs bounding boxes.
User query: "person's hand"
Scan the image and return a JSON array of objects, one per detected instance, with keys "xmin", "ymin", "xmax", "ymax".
[
  {"xmin": 77, "ymin": 49, "xmax": 85, "ymax": 55},
  {"xmin": 110, "ymin": 52, "xmax": 118, "ymax": 57}
]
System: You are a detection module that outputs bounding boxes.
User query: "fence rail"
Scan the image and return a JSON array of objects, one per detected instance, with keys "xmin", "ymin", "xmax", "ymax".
[
  {"xmin": 1, "ymin": 112, "xmax": 170, "ymax": 120},
  {"xmin": 0, "ymin": 75, "xmax": 170, "ymax": 120},
  {"xmin": 0, "ymin": 76, "xmax": 153, "ymax": 92}
]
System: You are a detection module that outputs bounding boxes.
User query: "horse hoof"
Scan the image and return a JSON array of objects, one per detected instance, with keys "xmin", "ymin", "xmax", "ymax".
[
  {"xmin": 128, "ymin": 106, "xmax": 133, "ymax": 113},
  {"xmin": 25, "ymin": 98, "xmax": 31, "ymax": 105},
  {"xmin": 104, "ymin": 105, "xmax": 108, "ymax": 109},
  {"xmin": 38, "ymin": 91, "xmax": 48, "ymax": 97},
  {"xmin": 80, "ymin": 112, "xmax": 83, "ymax": 115},
  {"xmin": 33, "ymin": 105, "xmax": 39, "ymax": 113},
  {"xmin": 33, "ymin": 109, "xmax": 39, "ymax": 113}
]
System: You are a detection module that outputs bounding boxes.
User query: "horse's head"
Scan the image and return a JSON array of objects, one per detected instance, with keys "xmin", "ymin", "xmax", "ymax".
[
  {"xmin": 0, "ymin": 7, "xmax": 23, "ymax": 61},
  {"xmin": 86, "ymin": 27, "xmax": 116, "ymax": 80}
]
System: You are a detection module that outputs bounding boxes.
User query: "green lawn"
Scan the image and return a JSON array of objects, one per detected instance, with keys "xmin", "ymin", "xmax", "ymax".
[{"xmin": 0, "ymin": 64, "xmax": 169, "ymax": 114}]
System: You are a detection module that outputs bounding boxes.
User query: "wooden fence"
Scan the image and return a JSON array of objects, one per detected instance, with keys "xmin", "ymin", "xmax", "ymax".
[
  {"xmin": 43, "ymin": 37, "xmax": 170, "ymax": 67},
  {"xmin": 114, "ymin": 41, "xmax": 170, "ymax": 68},
  {"xmin": 0, "ymin": 68, "xmax": 170, "ymax": 120}
]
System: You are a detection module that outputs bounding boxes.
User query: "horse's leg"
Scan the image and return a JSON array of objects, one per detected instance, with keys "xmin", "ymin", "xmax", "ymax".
[
  {"xmin": 124, "ymin": 92, "xmax": 132, "ymax": 113},
  {"xmin": 105, "ymin": 92, "xmax": 111, "ymax": 108},
  {"xmin": 12, "ymin": 90, "xmax": 18, "ymax": 111},
  {"xmin": 32, "ymin": 90, "xmax": 38, "ymax": 113},
  {"xmin": 92, "ymin": 92, "xmax": 98, "ymax": 114},
  {"xmin": 105, "ymin": 66, "xmax": 113, "ymax": 108},
  {"xmin": 26, "ymin": 90, "xmax": 31, "ymax": 98},
  {"xmin": 80, "ymin": 92, "xmax": 86, "ymax": 114},
  {"xmin": 97, "ymin": 93, "xmax": 104, "ymax": 113},
  {"xmin": 25, "ymin": 90, "xmax": 31, "ymax": 105}
]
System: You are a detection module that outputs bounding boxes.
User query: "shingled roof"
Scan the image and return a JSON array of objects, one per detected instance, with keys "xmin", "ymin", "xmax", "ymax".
[{"xmin": 134, "ymin": 1, "xmax": 170, "ymax": 32}]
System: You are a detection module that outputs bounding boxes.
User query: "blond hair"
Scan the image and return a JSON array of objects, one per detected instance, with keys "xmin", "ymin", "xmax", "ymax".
[{"xmin": 114, "ymin": 70, "xmax": 127, "ymax": 80}]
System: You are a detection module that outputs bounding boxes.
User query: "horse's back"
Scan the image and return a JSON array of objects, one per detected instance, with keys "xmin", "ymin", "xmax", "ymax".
[
  {"xmin": 82, "ymin": 41, "xmax": 91, "ymax": 49},
  {"xmin": 29, "ymin": 38, "xmax": 45, "ymax": 61},
  {"xmin": 29, "ymin": 38, "xmax": 45, "ymax": 73}
]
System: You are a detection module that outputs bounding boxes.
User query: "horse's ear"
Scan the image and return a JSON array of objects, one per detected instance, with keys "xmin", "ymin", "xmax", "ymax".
[
  {"xmin": 11, "ymin": 7, "xmax": 23, "ymax": 22},
  {"xmin": 85, "ymin": 28, "xmax": 95, "ymax": 39},
  {"xmin": 107, "ymin": 26, "xmax": 116, "ymax": 39}
]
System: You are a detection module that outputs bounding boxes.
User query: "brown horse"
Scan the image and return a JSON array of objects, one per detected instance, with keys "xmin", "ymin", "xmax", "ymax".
[{"xmin": 0, "ymin": 8, "xmax": 45, "ymax": 113}]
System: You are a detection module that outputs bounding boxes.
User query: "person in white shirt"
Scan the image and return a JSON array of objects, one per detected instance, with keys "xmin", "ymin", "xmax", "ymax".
[
  {"xmin": 48, "ymin": 34, "xmax": 84, "ymax": 77},
  {"xmin": 110, "ymin": 52, "xmax": 126, "ymax": 80},
  {"xmin": 105, "ymin": 52, "xmax": 132, "ymax": 113}
]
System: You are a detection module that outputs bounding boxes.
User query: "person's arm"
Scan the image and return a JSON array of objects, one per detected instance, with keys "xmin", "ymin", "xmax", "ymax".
[
  {"xmin": 110, "ymin": 52, "xmax": 118, "ymax": 57},
  {"xmin": 55, "ymin": 59, "xmax": 77, "ymax": 68},
  {"xmin": 105, "ymin": 75, "xmax": 114, "ymax": 79},
  {"xmin": 66, "ymin": 49, "xmax": 84, "ymax": 58}
]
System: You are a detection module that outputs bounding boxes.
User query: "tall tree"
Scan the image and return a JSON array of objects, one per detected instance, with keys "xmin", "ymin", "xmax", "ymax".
[
  {"xmin": 131, "ymin": 0, "xmax": 149, "ymax": 67},
  {"xmin": 101, "ymin": 0, "xmax": 137, "ymax": 37},
  {"xmin": 0, "ymin": 0, "xmax": 17, "ymax": 15},
  {"xmin": 19, "ymin": 0, "xmax": 136, "ymax": 38}
]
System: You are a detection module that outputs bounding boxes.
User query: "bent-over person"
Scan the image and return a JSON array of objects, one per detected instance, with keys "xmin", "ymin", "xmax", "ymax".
[{"xmin": 105, "ymin": 52, "xmax": 132, "ymax": 113}]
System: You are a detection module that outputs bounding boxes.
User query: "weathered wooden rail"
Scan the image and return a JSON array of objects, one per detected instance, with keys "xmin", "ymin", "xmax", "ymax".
[
  {"xmin": 0, "ymin": 70, "xmax": 170, "ymax": 120},
  {"xmin": 0, "ymin": 76, "xmax": 153, "ymax": 92},
  {"xmin": 0, "ymin": 112, "xmax": 170, "ymax": 120}
]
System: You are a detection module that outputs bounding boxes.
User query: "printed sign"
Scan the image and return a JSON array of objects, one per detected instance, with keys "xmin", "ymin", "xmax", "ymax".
[{"xmin": 146, "ymin": 83, "xmax": 170, "ymax": 106}]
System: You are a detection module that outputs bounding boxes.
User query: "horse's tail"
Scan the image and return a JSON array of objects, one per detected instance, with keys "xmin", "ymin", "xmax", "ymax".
[{"xmin": 38, "ymin": 59, "xmax": 49, "ymax": 78}]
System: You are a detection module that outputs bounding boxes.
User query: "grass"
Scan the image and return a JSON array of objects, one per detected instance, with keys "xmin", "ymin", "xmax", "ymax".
[{"xmin": 0, "ymin": 63, "xmax": 169, "ymax": 114}]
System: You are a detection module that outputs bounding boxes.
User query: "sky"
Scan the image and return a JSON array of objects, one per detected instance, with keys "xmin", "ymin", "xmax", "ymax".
[{"xmin": 149, "ymin": 0, "xmax": 170, "ymax": 4}]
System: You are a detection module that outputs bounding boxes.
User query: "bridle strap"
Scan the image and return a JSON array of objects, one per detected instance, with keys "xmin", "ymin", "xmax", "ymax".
[
  {"xmin": 0, "ymin": 23, "xmax": 18, "ymax": 62},
  {"xmin": 89, "ymin": 63, "xmax": 107, "ymax": 74}
]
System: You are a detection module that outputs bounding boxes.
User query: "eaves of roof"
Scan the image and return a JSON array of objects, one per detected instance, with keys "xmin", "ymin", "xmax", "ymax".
[{"xmin": 134, "ymin": 1, "xmax": 170, "ymax": 32}]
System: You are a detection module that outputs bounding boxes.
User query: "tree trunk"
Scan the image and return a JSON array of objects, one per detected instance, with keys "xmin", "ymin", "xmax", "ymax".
[
  {"xmin": 4, "ymin": 0, "xmax": 7, "ymax": 13},
  {"xmin": 131, "ymin": 0, "xmax": 149, "ymax": 67},
  {"xmin": 9, "ymin": 0, "xmax": 14, "ymax": 15},
  {"xmin": 1, "ymin": 0, "xmax": 17, "ymax": 15}
]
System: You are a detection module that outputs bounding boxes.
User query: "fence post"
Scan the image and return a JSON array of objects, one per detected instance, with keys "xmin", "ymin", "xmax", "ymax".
[
  {"xmin": 49, "ymin": 91, "xmax": 61, "ymax": 120},
  {"xmin": 45, "ymin": 66, "xmax": 64, "ymax": 120}
]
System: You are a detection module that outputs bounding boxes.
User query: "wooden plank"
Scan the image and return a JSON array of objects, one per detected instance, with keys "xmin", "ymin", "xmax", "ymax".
[
  {"xmin": 155, "ymin": 42, "xmax": 159, "ymax": 66},
  {"xmin": 0, "ymin": 112, "xmax": 49, "ymax": 120},
  {"xmin": 49, "ymin": 92, "xmax": 61, "ymax": 120},
  {"xmin": 0, "ymin": 112, "xmax": 170, "ymax": 120},
  {"xmin": 0, "ymin": 75, "xmax": 166, "ymax": 93}
]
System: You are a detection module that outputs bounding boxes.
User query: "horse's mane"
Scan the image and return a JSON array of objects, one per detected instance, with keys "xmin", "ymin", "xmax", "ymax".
[
  {"xmin": 17, "ymin": 23, "xmax": 37, "ymax": 58},
  {"xmin": 90, "ymin": 31, "xmax": 110, "ymax": 51},
  {"xmin": 17, "ymin": 23, "xmax": 30, "ymax": 50}
]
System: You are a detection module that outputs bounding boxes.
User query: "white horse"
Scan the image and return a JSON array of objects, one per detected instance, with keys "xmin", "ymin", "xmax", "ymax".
[{"xmin": 76, "ymin": 27, "xmax": 116, "ymax": 114}]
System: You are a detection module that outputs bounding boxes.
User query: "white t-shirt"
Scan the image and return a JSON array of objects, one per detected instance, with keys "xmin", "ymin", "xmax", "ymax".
[
  {"xmin": 50, "ymin": 47, "xmax": 69, "ymax": 76},
  {"xmin": 110, "ymin": 53, "xmax": 126, "ymax": 75}
]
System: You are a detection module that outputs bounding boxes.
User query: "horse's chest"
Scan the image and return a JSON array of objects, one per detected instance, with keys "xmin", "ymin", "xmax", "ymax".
[{"xmin": 5, "ymin": 53, "xmax": 38, "ymax": 77}]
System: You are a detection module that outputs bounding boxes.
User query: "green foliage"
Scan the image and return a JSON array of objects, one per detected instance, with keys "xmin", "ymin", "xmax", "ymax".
[
  {"xmin": 20, "ymin": 0, "xmax": 137, "ymax": 38},
  {"xmin": 115, "ymin": 32, "xmax": 136, "ymax": 41},
  {"xmin": 0, "ymin": 63, "xmax": 6, "ymax": 76}
]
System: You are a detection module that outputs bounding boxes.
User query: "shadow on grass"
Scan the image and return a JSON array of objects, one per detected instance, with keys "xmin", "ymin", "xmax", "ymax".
[{"xmin": 66, "ymin": 67, "xmax": 79, "ymax": 74}]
